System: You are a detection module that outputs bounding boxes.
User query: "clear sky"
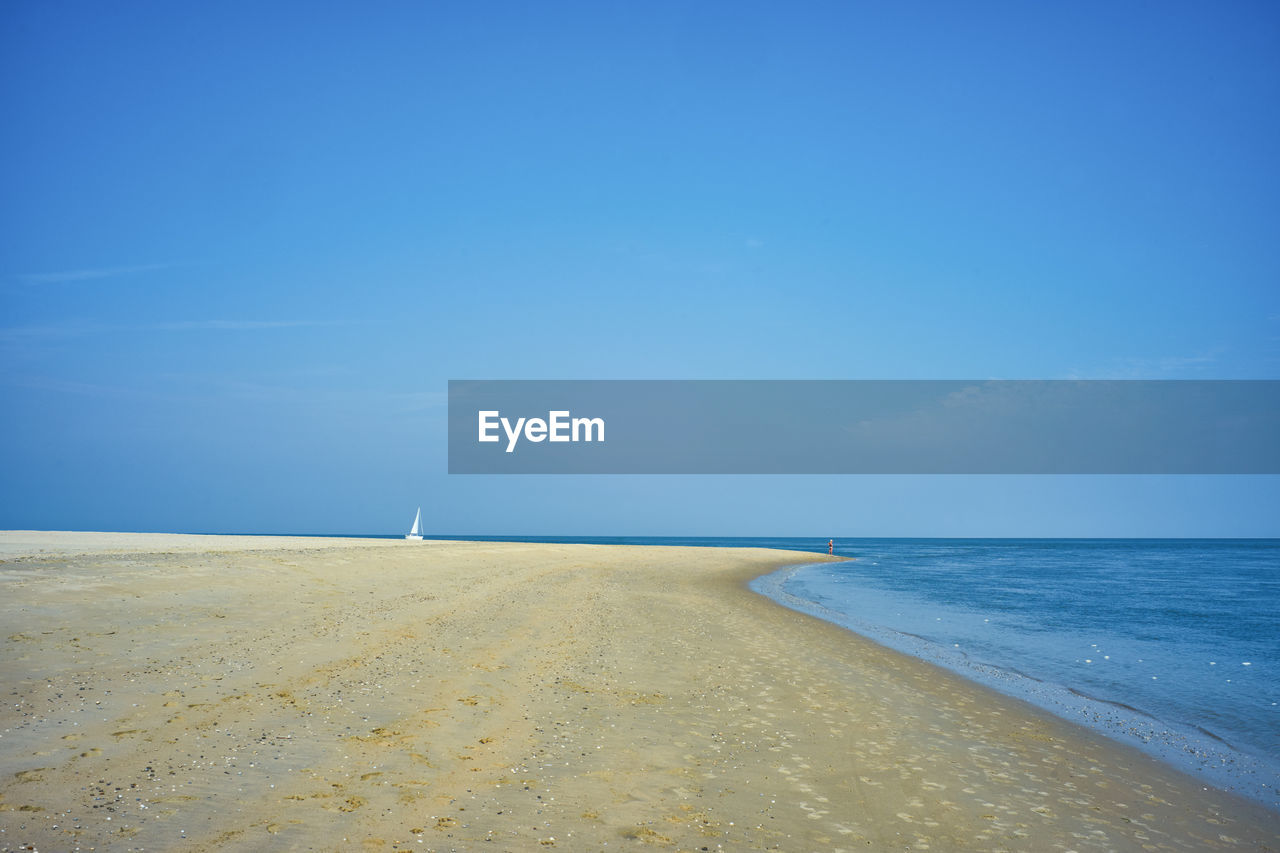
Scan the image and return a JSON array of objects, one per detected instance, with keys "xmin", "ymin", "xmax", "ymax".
[{"xmin": 2, "ymin": 1, "xmax": 1278, "ymax": 536}]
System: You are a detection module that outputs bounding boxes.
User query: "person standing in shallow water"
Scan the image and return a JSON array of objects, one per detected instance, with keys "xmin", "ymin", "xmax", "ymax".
[{"xmin": 828, "ymin": 539, "xmax": 834, "ymax": 555}]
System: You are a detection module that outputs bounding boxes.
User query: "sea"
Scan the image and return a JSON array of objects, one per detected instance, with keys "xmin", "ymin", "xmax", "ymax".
[{"xmin": 363, "ymin": 535, "xmax": 1280, "ymax": 808}]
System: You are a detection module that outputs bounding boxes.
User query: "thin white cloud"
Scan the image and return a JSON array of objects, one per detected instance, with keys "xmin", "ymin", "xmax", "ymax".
[
  {"xmin": 0, "ymin": 322, "xmax": 94, "ymax": 343},
  {"xmin": 1084, "ymin": 351, "xmax": 1222, "ymax": 379},
  {"xmin": 2, "ymin": 318, "xmax": 330, "ymax": 335},
  {"xmin": 0, "ymin": 319, "xmax": 337, "ymax": 344},
  {"xmin": 153, "ymin": 376, "xmax": 446, "ymax": 414},
  {"xmin": 14, "ymin": 263, "xmax": 172, "ymax": 285},
  {"xmin": 148, "ymin": 320, "xmax": 329, "ymax": 332},
  {"xmin": 0, "ymin": 374, "xmax": 154, "ymax": 398},
  {"xmin": 1, "ymin": 369, "xmax": 439, "ymax": 413}
]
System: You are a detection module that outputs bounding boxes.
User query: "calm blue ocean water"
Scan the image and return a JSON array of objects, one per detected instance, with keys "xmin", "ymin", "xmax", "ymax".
[
  {"xmin": 354, "ymin": 534, "xmax": 1279, "ymax": 806},
  {"xmin": 749, "ymin": 539, "xmax": 1279, "ymax": 808}
]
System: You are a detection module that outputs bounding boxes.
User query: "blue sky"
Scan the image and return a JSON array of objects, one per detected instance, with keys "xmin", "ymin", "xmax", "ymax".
[{"xmin": 2, "ymin": 1, "xmax": 1278, "ymax": 536}]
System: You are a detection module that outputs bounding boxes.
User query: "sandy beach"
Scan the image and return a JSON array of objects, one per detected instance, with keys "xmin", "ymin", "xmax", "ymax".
[{"xmin": 1, "ymin": 533, "xmax": 1276, "ymax": 852}]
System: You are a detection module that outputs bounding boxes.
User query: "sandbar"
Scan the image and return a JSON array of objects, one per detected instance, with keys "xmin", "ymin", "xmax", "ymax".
[{"xmin": 1, "ymin": 533, "xmax": 1276, "ymax": 851}]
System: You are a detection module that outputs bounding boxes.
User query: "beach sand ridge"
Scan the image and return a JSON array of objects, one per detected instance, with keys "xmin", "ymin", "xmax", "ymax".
[{"xmin": 1, "ymin": 534, "xmax": 1276, "ymax": 851}]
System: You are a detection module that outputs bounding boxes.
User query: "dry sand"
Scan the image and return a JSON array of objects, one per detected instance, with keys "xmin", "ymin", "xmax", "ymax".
[{"xmin": 0, "ymin": 532, "xmax": 1276, "ymax": 852}]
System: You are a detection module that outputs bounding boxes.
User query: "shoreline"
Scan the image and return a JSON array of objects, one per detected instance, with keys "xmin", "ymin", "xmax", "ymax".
[
  {"xmin": 748, "ymin": 560, "xmax": 1280, "ymax": 812},
  {"xmin": 2, "ymin": 532, "xmax": 1278, "ymax": 850}
]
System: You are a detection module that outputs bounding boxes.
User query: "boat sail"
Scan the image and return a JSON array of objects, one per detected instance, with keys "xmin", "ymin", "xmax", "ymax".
[{"xmin": 405, "ymin": 507, "xmax": 424, "ymax": 540}]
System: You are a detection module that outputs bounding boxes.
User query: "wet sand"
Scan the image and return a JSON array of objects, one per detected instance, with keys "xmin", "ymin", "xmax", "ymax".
[{"xmin": 0, "ymin": 532, "xmax": 1276, "ymax": 851}]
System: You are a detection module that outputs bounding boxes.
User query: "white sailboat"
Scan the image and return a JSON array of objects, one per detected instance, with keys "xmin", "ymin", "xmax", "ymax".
[{"xmin": 405, "ymin": 507, "xmax": 424, "ymax": 540}]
